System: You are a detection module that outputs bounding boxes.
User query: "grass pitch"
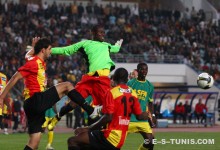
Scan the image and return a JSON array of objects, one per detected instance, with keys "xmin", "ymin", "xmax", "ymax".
[{"xmin": 0, "ymin": 132, "xmax": 219, "ymax": 150}]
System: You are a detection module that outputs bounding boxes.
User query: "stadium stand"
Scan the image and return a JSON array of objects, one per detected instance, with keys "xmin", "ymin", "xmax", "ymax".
[
  {"xmin": 0, "ymin": 1, "xmax": 219, "ymax": 85},
  {"xmin": 0, "ymin": 0, "xmax": 219, "ymax": 128}
]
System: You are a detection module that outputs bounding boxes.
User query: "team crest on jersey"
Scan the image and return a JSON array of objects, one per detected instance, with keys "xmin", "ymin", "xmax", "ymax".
[
  {"xmin": 119, "ymin": 88, "xmax": 131, "ymax": 93},
  {"xmin": 1, "ymin": 77, "xmax": 6, "ymax": 81}
]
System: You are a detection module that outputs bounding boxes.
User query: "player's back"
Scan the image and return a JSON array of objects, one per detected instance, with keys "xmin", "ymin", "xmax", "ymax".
[
  {"xmin": 103, "ymin": 84, "xmax": 142, "ymax": 148},
  {"xmin": 109, "ymin": 84, "xmax": 135, "ymax": 128}
]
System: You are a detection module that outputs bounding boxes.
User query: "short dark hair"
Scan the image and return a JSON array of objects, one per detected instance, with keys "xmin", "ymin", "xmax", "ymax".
[
  {"xmin": 34, "ymin": 38, "xmax": 51, "ymax": 55},
  {"xmin": 113, "ymin": 68, "xmax": 128, "ymax": 84},
  {"xmin": 137, "ymin": 62, "xmax": 148, "ymax": 70},
  {"xmin": 91, "ymin": 24, "xmax": 103, "ymax": 33}
]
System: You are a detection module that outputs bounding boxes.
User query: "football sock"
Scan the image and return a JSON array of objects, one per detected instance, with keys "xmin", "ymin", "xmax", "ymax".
[
  {"xmin": 59, "ymin": 103, "xmax": 74, "ymax": 117},
  {"xmin": 24, "ymin": 145, "xmax": 33, "ymax": 150},
  {"xmin": 48, "ymin": 130, "xmax": 54, "ymax": 145},
  {"xmin": 68, "ymin": 89, "xmax": 94, "ymax": 115}
]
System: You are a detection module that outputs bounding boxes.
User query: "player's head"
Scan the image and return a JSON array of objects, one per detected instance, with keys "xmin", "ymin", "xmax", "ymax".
[
  {"xmin": 91, "ymin": 24, "xmax": 105, "ymax": 42},
  {"xmin": 34, "ymin": 37, "xmax": 52, "ymax": 59},
  {"xmin": 198, "ymin": 98, "xmax": 202, "ymax": 104},
  {"xmin": 110, "ymin": 74, "xmax": 116, "ymax": 87},
  {"xmin": 129, "ymin": 69, "xmax": 138, "ymax": 79},
  {"xmin": 113, "ymin": 68, "xmax": 128, "ymax": 84},
  {"xmin": 137, "ymin": 62, "xmax": 148, "ymax": 80}
]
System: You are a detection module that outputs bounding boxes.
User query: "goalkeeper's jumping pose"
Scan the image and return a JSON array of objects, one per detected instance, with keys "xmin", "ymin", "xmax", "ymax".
[{"xmin": 48, "ymin": 24, "xmax": 123, "ymax": 130}]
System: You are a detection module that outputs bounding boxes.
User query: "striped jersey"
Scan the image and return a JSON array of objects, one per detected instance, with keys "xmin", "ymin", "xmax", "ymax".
[
  {"xmin": 18, "ymin": 56, "xmax": 47, "ymax": 100},
  {"xmin": 127, "ymin": 78, "xmax": 154, "ymax": 122},
  {"xmin": 0, "ymin": 72, "xmax": 7, "ymax": 93},
  {"xmin": 0, "ymin": 72, "xmax": 7, "ymax": 115},
  {"xmin": 102, "ymin": 84, "xmax": 142, "ymax": 148}
]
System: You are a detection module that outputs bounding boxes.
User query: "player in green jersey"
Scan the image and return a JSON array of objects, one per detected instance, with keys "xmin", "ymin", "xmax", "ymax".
[
  {"xmin": 127, "ymin": 63, "xmax": 156, "ymax": 150},
  {"xmin": 48, "ymin": 25, "xmax": 123, "ymax": 130}
]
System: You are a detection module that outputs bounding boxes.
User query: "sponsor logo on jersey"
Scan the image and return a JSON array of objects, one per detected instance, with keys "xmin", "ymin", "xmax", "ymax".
[
  {"xmin": 119, "ymin": 88, "xmax": 131, "ymax": 93},
  {"xmin": 119, "ymin": 116, "xmax": 130, "ymax": 125}
]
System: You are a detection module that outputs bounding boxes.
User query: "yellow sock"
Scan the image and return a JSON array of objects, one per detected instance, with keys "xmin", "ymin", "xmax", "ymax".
[
  {"xmin": 138, "ymin": 144, "xmax": 148, "ymax": 150},
  {"xmin": 42, "ymin": 117, "xmax": 50, "ymax": 128},
  {"xmin": 48, "ymin": 130, "xmax": 54, "ymax": 145}
]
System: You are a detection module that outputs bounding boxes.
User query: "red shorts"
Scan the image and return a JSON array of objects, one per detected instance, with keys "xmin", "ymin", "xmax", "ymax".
[{"xmin": 75, "ymin": 75, "xmax": 110, "ymax": 105}]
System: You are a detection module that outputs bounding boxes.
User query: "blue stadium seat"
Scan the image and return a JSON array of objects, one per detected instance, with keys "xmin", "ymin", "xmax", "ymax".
[
  {"xmin": 206, "ymin": 113, "xmax": 214, "ymax": 126},
  {"xmin": 162, "ymin": 109, "xmax": 173, "ymax": 118}
]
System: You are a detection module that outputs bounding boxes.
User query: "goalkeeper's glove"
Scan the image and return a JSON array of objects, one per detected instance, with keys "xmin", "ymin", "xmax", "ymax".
[{"xmin": 115, "ymin": 39, "xmax": 123, "ymax": 47}]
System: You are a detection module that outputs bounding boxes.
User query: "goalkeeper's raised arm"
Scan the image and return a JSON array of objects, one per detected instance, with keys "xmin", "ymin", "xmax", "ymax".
[{"xmin": 51, "ymin": 24, "xmax": 123, "ymax": 74}]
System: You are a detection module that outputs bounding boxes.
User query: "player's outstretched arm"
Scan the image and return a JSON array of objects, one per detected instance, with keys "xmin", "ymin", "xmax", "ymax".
[{"xmin": 51, "ymin": 41, "xmax": 85, "ymax": 56}]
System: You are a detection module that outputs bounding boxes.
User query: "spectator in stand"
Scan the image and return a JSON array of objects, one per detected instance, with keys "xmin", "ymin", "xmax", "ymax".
[
  {"xmin": 184, "ymin": 100, "xmax": 192, "ymax": 124},
  {"xmin": 194, "ymin": 98, "xmax": 207, "ymax": 124},
  {"xmin": 173, "ymin": 102, "xmax": 186, "ymax": 124}
]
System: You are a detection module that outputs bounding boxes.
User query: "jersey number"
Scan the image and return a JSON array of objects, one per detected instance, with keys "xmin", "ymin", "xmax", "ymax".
[{"xmin": 121, "ymin": 96, "xmax": 134, "ymax": 117}]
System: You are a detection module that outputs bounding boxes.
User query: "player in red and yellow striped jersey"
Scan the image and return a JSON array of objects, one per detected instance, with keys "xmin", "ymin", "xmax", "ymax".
[
  {"xmin": 1, "ymin": 93, "xmax": 12, "ymax": 135},
  {"xmin": 0, "ymin": 37, "xmax": 97, "ymax": 150},
  {"xmin": 0, "ymin": 72, "xmax": 8, "ymax": 133},
  {"xmin": 67, "ymin": 68, "xmax": 149, "ymax": 150}
]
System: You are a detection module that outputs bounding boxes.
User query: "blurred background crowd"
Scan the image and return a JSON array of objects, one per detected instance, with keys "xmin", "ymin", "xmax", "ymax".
[
  {"xmin": 0, "ymin": 1, "xmax": 220, "ymax": 104},
  {"xmin": 0, "ymin": 0, "xmax": 220, "ymax": 133}
]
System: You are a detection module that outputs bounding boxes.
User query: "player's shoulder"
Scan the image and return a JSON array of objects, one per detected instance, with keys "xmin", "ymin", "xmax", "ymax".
[
  {"xmin": 102, "ymin": 41, "xmax": 111, "ymax": 45},
  {"xmin": 146, "ymin": 79, "xmax": 154, "ymax": 87},
  {"xmin": 26, "ymin": 56, "xmax": 37, "ymax": 62},
  {"xmin": 127, "ymin": 78, "xmax": 136, "ymax": 84},
  {"xmin": 0, "ymin": 72, "xmax": 7, "ymax": 78},
  {"xmin": 24, "ymin": 56, "xmax": 41, "ymax": 66}
]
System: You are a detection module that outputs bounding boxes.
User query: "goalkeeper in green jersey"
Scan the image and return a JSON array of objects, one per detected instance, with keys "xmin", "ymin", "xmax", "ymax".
[
  {"xmin": 127, "ymin": 63, "xmax": 156, "ymax": 150},
  {"xmin": 48, "ymin": 25, "xmax": 123, "ymax": 130}
]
